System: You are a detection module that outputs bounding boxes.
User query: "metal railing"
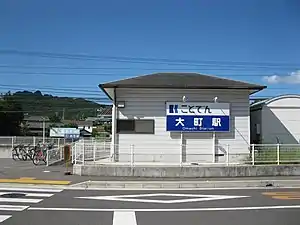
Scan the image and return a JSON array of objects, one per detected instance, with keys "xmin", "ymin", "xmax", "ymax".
[
  {"xmin": 73, "ymin": 140, "xmax": 111, "ymax": 165},
  {"xmin": 47, "ymin": 147, "xmax": 63, "ymax": 166},
  {"xmin": 250, "ymin": 144, "xmax": 300, "ymax": 165},
  {"xmin": 0, "ymin": 136, "xmax": 67, "ymax": 148},
  {"xmin": 73, "ymin": 142, "xmax": 300, "ymax": 166}
]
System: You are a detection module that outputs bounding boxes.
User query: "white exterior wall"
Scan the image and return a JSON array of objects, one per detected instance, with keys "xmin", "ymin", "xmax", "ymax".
[
  {"xmin": 261, "ymin": 97, "xmax": 300, "ymax": 144},
  {"xmin": 115, "ymin": 88, "xmax": 250, "ymax": 164},
  {"xmin": 78, "ymin": 126, "xmax": 93, "ymax": 133}
]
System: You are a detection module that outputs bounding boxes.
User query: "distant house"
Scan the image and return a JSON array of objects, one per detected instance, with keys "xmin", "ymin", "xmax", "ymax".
[
  {"xmin": 23, "ymin": 116, "xmax": 53, "ymax": 136},
  {"xmin": 250, "ymin": 95, "xmax": 300, "ymax": 144},
  {"xmin": 62, "ymin": 120, "xmax": 93, "ymax": 137},
  {"xmin": 85, "ymin": 107, "xmax": 112, "ymax": 125},
  {"xmin": 97, "ymin": 106, "xmax": 112, "ymax": 123}
]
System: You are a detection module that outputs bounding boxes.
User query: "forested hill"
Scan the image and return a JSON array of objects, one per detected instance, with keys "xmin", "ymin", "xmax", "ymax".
[{"xmin": 10, "ymin": 90, "xmax": 108, "ymax": 120}]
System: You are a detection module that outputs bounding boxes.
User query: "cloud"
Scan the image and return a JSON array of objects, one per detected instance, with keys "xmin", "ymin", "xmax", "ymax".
[{"xmin": 263, "ymin": 70, "xmax": 300, "ymax": 84}]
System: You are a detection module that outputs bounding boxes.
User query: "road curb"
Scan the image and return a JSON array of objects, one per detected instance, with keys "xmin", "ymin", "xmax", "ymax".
[
  {"xmin": 1, "ymin": 180, "xmax": 300, "ymax": 190},
  {"xmin": 69, "ymin": 180, "xmax": 300, "ymax": 190}
]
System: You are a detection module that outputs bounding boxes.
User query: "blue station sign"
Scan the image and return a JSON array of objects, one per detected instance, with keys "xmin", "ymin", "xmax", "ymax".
[{"xmin": 166, "ymin": 102, "xmax": 230, "ymax": 132}]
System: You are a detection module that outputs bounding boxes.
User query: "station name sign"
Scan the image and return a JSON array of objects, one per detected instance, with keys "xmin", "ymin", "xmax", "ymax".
[{"xmin": 166, "ymin": 102, "xmax": 230, "ymax": 132}]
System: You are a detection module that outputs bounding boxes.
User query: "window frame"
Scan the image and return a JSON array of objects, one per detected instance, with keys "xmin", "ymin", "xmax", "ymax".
[{"xmin": 116, "ymin": 119, "xmax": 155, "ymax": 134}]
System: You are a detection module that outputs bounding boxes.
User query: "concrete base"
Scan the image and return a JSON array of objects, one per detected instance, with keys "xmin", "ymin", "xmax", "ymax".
[
  {"xmin": 73, "ymin": 164, "xmax": 300, "ymax": 178},
  {"xmin": 0, "ymin": 147, "xmax": 12, "ymax": 158}
]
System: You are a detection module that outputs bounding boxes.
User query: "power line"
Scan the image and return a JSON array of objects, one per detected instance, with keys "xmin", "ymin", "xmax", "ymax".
[
  {"xmin": 0, "ymin": 87, "xmax": 103, "ymax": 96},
  {"xmin": 0, "ymin": 107, "xmax": 109, "ymax": 113},
  {"xmin": 0, "ymin": 84, "xmax": 294, "ymax": 93},
  {"xmin": 0, "ymin": 64, "xmax": 297, "ymax": 71},
  {"xmin": 0, "ymin": 49, "xmax": 299, "ymax": 68},
  {"xmin": 0, "ymin": 71, "xmax": 291, "ymax": 78},
  {"xmin": 0, "ymin": 71, "xmax": 117, "ymax": 76}
]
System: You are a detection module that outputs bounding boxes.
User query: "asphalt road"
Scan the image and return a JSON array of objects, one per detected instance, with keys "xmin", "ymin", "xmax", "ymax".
[{"xmin": 0, "ymin": 188, "xmax": 300, "ymax": 224}]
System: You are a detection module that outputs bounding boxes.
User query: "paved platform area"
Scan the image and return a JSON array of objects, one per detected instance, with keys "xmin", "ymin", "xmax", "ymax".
[
  {"xmin": 2, "ymin": 159, "xmax": 300, "ymax": 185},
  {"xmin": 0, "ymin": 159, "xmax": 76, "ymax": 185},
  {"xmin": 0, "ymin": 188, "xmax": 300, "ymax": 224}
]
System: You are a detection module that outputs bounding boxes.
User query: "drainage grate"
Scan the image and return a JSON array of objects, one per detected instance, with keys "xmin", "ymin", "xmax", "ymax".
[{"xmin": 1, "ymin": 193, "xmax": 26, "ymax": 198}]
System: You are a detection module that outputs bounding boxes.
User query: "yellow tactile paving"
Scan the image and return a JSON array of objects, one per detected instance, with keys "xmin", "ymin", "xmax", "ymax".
[
  {"xmin": 262, "ymin": 191, "xmax": 300, "ymax": 200},
  {"xmin": 0, "ymin": 178, "xmax": 70, "ymax": 185}
]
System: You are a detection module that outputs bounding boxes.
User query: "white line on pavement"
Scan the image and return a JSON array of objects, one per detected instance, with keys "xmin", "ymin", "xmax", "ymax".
[
  {"xmin": 0, "ymin": 215, "xmax": 11, "ymax": 223},
  {"xmin": 28, "ymin": 205, "xmax": 300, "ymax": 212},
  {"xmin": 0, "ymin": 192, "xmax": 53, "ymax": 198},
  {"xmin": 0, "ymin": 197, "xmax": 42, "ymax": 203},
  {"xmin": 0, "ymin": 205, "xmax": 29, "ymax": 211},
  {"xmin": 113, "ymin": 211, "xmax": 137, "ymax": 225},
  {"xmin": 0, "ymin": 188, "xmax": 63, "ymax": 193},
  {"xmin": 77, "ymin": 194, "xmax": 249, "ymax": 204}
]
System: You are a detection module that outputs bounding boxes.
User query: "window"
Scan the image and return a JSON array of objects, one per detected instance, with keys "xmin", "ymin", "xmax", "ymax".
[
  {"xmin": 117, "ymin": 119, "xmax": 154, "ymax": 134},
  {"xmin": 135, "ymin": 120, "xmax": 155, "ymax": 134},
  {"xmin": 117, "ymin": 120, "xmax": 135, "ymax": 133}
]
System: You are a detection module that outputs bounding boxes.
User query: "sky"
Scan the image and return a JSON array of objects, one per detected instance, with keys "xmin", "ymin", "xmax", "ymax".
[{"xmin": 0, "ymin": 0, "xmax": 299, "ymax": 104}]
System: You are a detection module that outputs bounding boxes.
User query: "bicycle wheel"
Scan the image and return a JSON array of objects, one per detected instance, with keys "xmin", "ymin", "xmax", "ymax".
[
  {"xmin": 27, "ymin": 148, "xmax": 34, "ymax": 160},
  {"xmin": 32, "ymin": 152, "xmax": 40, "ymax": 165},
  {"xmin": 43, "ymin": 151, "xmax": 47, "ymax": 164},
  {"xmin": 12, "ymin": 147, "xmax": 18, "ymax": 160},
  {"xmin": 16, "ymin": 145, "xmax": 24, "ymax": 160},
  {"xmin": 19, "ymin": 149, "xmax": 27, "ymax": 161}
]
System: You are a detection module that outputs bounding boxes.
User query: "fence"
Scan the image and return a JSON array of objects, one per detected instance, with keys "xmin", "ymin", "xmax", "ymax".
[
  {"xmin": 73, "ymin": 142, "xmax": 300, "ymax": 166},
  {"xmin": 0, "ymin": 136, "xmax": 67, "ymax": 148},
  {"xmin": 73, "ymin": 139, "xmax": 111, "ymax": 164},
  {"xmin": 0, "ymin": 136, "xmax": 110, "ymax": 149},
  {"xmin": 0, "ymin": 136, "xmax": 74, "ymax": 165}
]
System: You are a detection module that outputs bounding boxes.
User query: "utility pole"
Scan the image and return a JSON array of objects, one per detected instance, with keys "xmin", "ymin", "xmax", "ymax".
[
  {"xmin": 42, "ymin": 117, "xmax": 45, "ymax": 143},
  {"xmin": 62, "ymin": 108, "xmax": 65, "ymax": 121}
]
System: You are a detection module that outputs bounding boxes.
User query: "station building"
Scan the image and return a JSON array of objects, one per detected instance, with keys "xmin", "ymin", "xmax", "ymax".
[
  {"xmin": 250, "ymin": 95, "xmax": 300, "ymax": 144},
  {"xmin": 99, "ymin": 73, "xmax": 265, "ymax": 164}
]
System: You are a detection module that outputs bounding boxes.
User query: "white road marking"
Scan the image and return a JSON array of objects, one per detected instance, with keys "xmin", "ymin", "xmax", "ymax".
[
  {"xmin": 28, "ymin": 205, "xmax": 300, "ymax": 212},
  {"xmin": 113, "ymin": 211, "xmax": 137, "ymax": 225},
  {"xmin": 0, "ymin": 197, "xmax": 42, "ymax": 203},
  {"xmin": 0, "ymin": 188, "xmax": 62, "ymax": 193},
  {"xmin": 0, "ymin": 205, "xmax": 29, "ymax": 211},
  {"xmin": 0, "ymin": 215, "xmax": 11, "ymax": 223},
  {"xmin": 0, "ymin": 192, "xmax": 53, "ymax": 198},
  {"xmin": 76, "ymin": 193, "xmax": 249, "ymax": 204}
]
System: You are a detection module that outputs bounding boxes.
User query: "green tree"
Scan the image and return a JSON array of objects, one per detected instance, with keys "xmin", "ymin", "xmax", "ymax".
[
  {"xmin": 20, "ymin": 121, "xmax": 30, "ymax": 136},
  {"xmin": 0, "ymin": 93, "xmax": 24, "ymax": 135},
  {"xmin": 62, "ymin": 123, "xmax": 78, "ymax": 128},
  {"xmin": 104, "ymin": 124, "xmax": 112, "ymax": 134},
  {"xmin": 49, "ymin": 113, "xmax": 61, "ymax": 123}
]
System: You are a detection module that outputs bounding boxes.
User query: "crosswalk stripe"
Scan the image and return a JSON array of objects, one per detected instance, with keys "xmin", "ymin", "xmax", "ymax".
[
  {"xmin": 0, "ymin": 188, "xmax": 62, "ymax": 193},
  {"xmin": 0, "ymin": 205, "xmax": 28, "ymax": 211},
  {"xmin": 0, "ymin": 197, "xmax": 42, "ymax": 203},
  {"xmin": 0, "ymin": 192, "xmax": 54, "ymax": 198},
  {"xmin": 113, "ymin": 211, "xmax": 137, "ymax": 225},
  {"xmin": 0, "ymin": 215, "xmax": 11, "ymax": 223}
]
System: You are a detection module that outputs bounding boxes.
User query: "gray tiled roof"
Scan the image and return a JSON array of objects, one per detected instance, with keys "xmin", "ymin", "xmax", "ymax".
[{"xmin": 99, "ymin": 72, "xmax": 266, "ymax": 90}]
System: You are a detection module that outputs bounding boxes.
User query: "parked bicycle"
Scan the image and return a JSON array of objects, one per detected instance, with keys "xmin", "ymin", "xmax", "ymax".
[
  {"xmin": 32, "ymin": 142, "xmax": 55, "ymax": 165},
  {"xmin": 12, "ymin": 141, "xmax": 56, "ymax": 164},
  {"xmin": 12, "ymin": 144, "xmax": 26, "ymax": 161}
]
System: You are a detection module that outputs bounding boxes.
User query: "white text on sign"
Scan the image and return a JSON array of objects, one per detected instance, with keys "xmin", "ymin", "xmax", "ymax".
[
  {"xmin": 194, "ymin": 118, "xmax": 203, "ymax": 127},
  {"xmin": 212, "ymin": 118, "xmax": 221, "ymax": 127}
]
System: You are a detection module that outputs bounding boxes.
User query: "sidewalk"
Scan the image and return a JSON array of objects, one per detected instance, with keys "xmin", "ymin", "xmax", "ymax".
[{"xmin": 1, "ymin": 159, "xmax": 300, "ymax": 187}]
